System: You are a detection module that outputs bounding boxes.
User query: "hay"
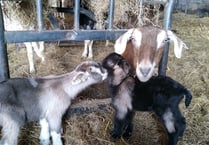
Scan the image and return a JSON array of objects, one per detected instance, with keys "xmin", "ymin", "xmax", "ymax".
[
  {"xmin": 167, "ymin": 13, "xmax": 209, "ymax": 145},
  {"xmin": 2, "ymin": 0, "xmax": 51, "ymax": 30},
  {"xmin": 83, "ymin": 0, "xmax": 163, "ymax": 29}
]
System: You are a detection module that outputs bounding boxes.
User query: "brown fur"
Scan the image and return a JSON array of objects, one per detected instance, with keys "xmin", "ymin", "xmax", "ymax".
[{"xmin": 115, "ymin": 25, "xmax": 188, "ymax": 82}]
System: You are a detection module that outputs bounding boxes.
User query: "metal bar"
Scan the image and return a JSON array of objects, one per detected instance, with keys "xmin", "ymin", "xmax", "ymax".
[
  {"xmin": 144, "ymin": 0, "xmax": 167, "ymax": 4},
  {"xmin": 159, "ymin": 0, "xmax": 175, "ymax": 76},
  {"xmin": 74, "ymin": 0, "xmax": 80, "ymax": 30},
  {"xmin": 5, "ymin": 30, "xmax": 127, "ymax": 43},
  {"xmin": 108, "ymin": 0, "xmax": 115, "ymax": 29},
  {"xmin": 36, "ymin": 0, "xmax": 43, "ymax": 31},
  {"xmin": 0, "ymin": 5, "xmax": 9, "ymax": 81},
  {"xmin": 138, "ymin": 0, "xmax": 144, "ymax": 26}
]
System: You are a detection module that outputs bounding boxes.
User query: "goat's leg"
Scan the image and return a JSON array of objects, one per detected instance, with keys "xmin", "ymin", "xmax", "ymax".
[
  {"xmin": 105, "ymin": 40, "xmax": 109, "ymax": 47},
  {"xmin": 51, "ymin": 131, "xmax": 63, "ymax": 145},
  {"xmin": 25, "ymin": 42, "xmax": 35, "ymax": 73},
  {"xmin": 87, "ymin": 40, "xmax": 94, "ymax": 58},
  {"xmin": 166, "ymin": 132, "xmax": 179, "ymax": 145},
  {"xmin": 175, "ymin": 109, "xmax": 186, "ymax": 137},
  {"xmin": 111, "ymin": 109, "xmax": 130, "ymax": 139},
  {"xmin": 159, "ymin": 107, "xmax": 183, "ymax": 145},
  {"xmin": 39, "ymin": 41, "xmax": 45, "ymax": 52},
  {"xmin": 82, "ymin": 40, "xmax": 89, "ymax": 58},
  {"xmin": 122, "ymin": 111, "xmax": 135, "ymax": 138},
  {"xmin": 111, "ymin": 115, "xmax": 126, "ymax": 139},
  {"xmin": 0, "ymin": 116, "xmax": 21, "ymax": 145},
  {"xmin": 166, "ymin": 109, "xmax": 186, "ymax": 145},
  {"xmin": 48, "ymin": 117, "xmax": 63, "ymax": 145},
  {"xmin": 31, "ymin": 42, "xmax": 45, "ymax": 62},
  {"xmin": 39, "ymin": 118, "xmax": 50, "ymax": 145}
]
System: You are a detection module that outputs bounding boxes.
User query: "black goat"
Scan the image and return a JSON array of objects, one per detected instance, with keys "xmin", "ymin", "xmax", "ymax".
[{"xmin": 102, "ymin": 52, "xmax": 192, "ymax": 145}]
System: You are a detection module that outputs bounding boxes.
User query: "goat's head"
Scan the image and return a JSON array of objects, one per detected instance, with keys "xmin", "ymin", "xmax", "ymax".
[
  {"xmin": 115, "ymin": 25, "xmax": 188, "ymax": 82},
  {"xmin": 72, "ymin": 61, "xmax": 107, "ymax": 85},
  {"xmin": 102, "ymin": 52, "xmax": 130, "ymax": 85}
]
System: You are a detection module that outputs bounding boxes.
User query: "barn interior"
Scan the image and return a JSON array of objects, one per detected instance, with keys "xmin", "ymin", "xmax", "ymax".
[{"xmin": 1, "ymin": 0, "xmax": 209, "ymax": 145}]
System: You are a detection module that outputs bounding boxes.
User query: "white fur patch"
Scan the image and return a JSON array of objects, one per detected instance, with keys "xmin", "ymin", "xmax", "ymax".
[
  {"xmin": 51, "ymin": 131, "xmax": 63, "ymax": 145},
  {"xmin": 115, "ymin": 29, "xmax": 142, "ymax": 54},
  {"xmin": 114, "ymin": 92, "xmax": 132, "ymax": 119},
  {"xmin": 0, "ymin": 141, "xmax": 9, "ymax": 145},
  {"xmin": 39, "ymin": 118, "xmax": 50, "ymax": 145},
  {"xmin": 90, "ymin": 66, "xmax": 107, "ymax": 80},
  {"xmin": 163, "ymin": 108, "xmax": 176, "ymax": 133}
]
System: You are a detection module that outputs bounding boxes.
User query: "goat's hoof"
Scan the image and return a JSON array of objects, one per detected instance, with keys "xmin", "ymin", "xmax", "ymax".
[
  {"xmin": 87, "ymin": 54, "xmax": 93, "ymax": 59},
  {"xmin": 87, "ymin": 56, "xmax": 93, "ymax": 60},
  {"xmin": 123, "ymin": 123, "xmax": 133, "ymax": 139},
  {"xmin": 122, "ymin": 131, "xmax": 132, "ymax": 139},
  {"xmin": 29, "ymin": 69, "xmax": 36, "ymax": 74},
  {"xmin": 81, "ymin": 53, "xmax": 88, "ymax": 58},
  {"xmin": 110, "ymin": 130, "xmax": 122, "ymax": 139}
]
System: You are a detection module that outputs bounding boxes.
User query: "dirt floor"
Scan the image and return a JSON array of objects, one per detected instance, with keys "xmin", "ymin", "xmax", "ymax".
[{"xmin": 5, "ymin": 12, "xmax": 209, "ymax": 145}]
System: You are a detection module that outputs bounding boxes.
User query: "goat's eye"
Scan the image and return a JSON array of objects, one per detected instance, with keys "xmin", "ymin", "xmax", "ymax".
[
  {"xmin": 163, "ymin": 38, "xmax": 170, "ymax": 43},
  {"xmin": 88, "ymin": 67, "xmax": 93, "ymax": 72},
  {"xmin": 108, "ymin": 61, "xmax": 114, "ymax": 67}
]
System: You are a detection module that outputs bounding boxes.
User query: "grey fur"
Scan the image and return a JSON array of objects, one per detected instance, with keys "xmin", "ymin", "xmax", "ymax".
[{"xmin": 0, "ymin": 61, "xmax": 107, "ymax": 145}]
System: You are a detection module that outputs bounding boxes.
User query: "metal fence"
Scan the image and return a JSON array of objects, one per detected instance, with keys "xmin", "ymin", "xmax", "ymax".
[{"xmin": 0, "ymin": 0, "xmax": 175, "ymax": 81}]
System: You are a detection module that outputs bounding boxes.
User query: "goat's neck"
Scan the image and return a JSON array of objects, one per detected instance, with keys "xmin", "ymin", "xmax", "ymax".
[
  {"xmin": 61, "ymin": 72, "xmax": 92, "ymax": 99},
  {"xmin": 109, "ymin": 73, "xmax": 133, "ymax": 87}
]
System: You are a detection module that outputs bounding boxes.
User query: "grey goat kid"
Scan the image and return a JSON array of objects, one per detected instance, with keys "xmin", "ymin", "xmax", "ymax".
[
  {"xmin": 102, "ymin": 53, "xmax": 192, "ymax": 145},
  {"xmin": 0, "ymin": 61, "xmax": 107, "ymax": 145}
]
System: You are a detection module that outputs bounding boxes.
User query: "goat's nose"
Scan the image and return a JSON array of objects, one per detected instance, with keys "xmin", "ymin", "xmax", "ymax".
[{"xmin": 139, "ymin": 67, "xmax": 151, "ymax": 77}]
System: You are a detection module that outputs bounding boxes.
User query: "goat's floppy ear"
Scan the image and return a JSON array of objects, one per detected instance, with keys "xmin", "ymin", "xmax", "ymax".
[
  {"xmin": 115, "ymin": 28, "xmax": 142, "ymax": 54},
  {"xmin": 167, "ymin": 30, "xmax": 188, "ymax": 58},
  {"xmin": 72, "ymin": 72, "xmax": 88, "ymax": 85}
]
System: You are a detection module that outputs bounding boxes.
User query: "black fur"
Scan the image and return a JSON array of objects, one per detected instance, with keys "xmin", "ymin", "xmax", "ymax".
[{"xmin": 102, "ymin": 53, "xmax": 192, "ymax": 145}]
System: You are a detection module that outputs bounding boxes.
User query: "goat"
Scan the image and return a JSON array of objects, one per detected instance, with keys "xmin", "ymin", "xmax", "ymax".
[
  {"xmin": 80, "ymin": 14, "xmax": 96, "ymax": 59},
  {"xmin": 1, "ymin": 1, "xmax": 45, "ymax": 73},
  {"xmin": 53, "ymin": 0, "xmax": 96, "ymax": 59},
  {"xmin": 114, "ymin": 25, "xmax": 188, "ymax": 82},
  {"xmin": 0, "ymin": 61, "xmax": 107, "ymax": 145},
  {"xmin": 102, "ymin": 52, "xmax": 192, "ymax": 145}
]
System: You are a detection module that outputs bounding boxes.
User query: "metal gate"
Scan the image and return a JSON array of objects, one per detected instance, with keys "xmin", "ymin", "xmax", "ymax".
[{"xmin": 0, "ymin": 0, "xmax": 175, "ymax": 81}]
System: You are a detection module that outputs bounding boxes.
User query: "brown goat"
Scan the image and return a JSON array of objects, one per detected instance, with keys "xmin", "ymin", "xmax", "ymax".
[{"xmin": 114, "ymin": 25, "xmax": 188, "ymax": 82}]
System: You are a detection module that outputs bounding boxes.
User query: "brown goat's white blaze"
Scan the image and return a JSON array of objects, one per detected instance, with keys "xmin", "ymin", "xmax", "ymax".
[{"xmin": 115, "ymin": 25, "xmax": 188, "ymax": 82}]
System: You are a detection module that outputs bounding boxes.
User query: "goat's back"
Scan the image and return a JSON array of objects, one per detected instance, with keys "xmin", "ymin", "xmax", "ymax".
[
  {"xmin": 133, "ymin": 76, "xmax": 192, "ymax": 110},
  {"xmin": 0, "ymin": 78, "xmax": 44, "ymax": 121}
]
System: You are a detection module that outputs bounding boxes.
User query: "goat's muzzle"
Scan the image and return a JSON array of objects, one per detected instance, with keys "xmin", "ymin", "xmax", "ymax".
[
  {"xmin": 136, "ymin": 63, "xmax": 155, "ymax": 82},
  {"xmin": 139, "ymin": 67, "xmax": 151, "ymax": 77}
]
